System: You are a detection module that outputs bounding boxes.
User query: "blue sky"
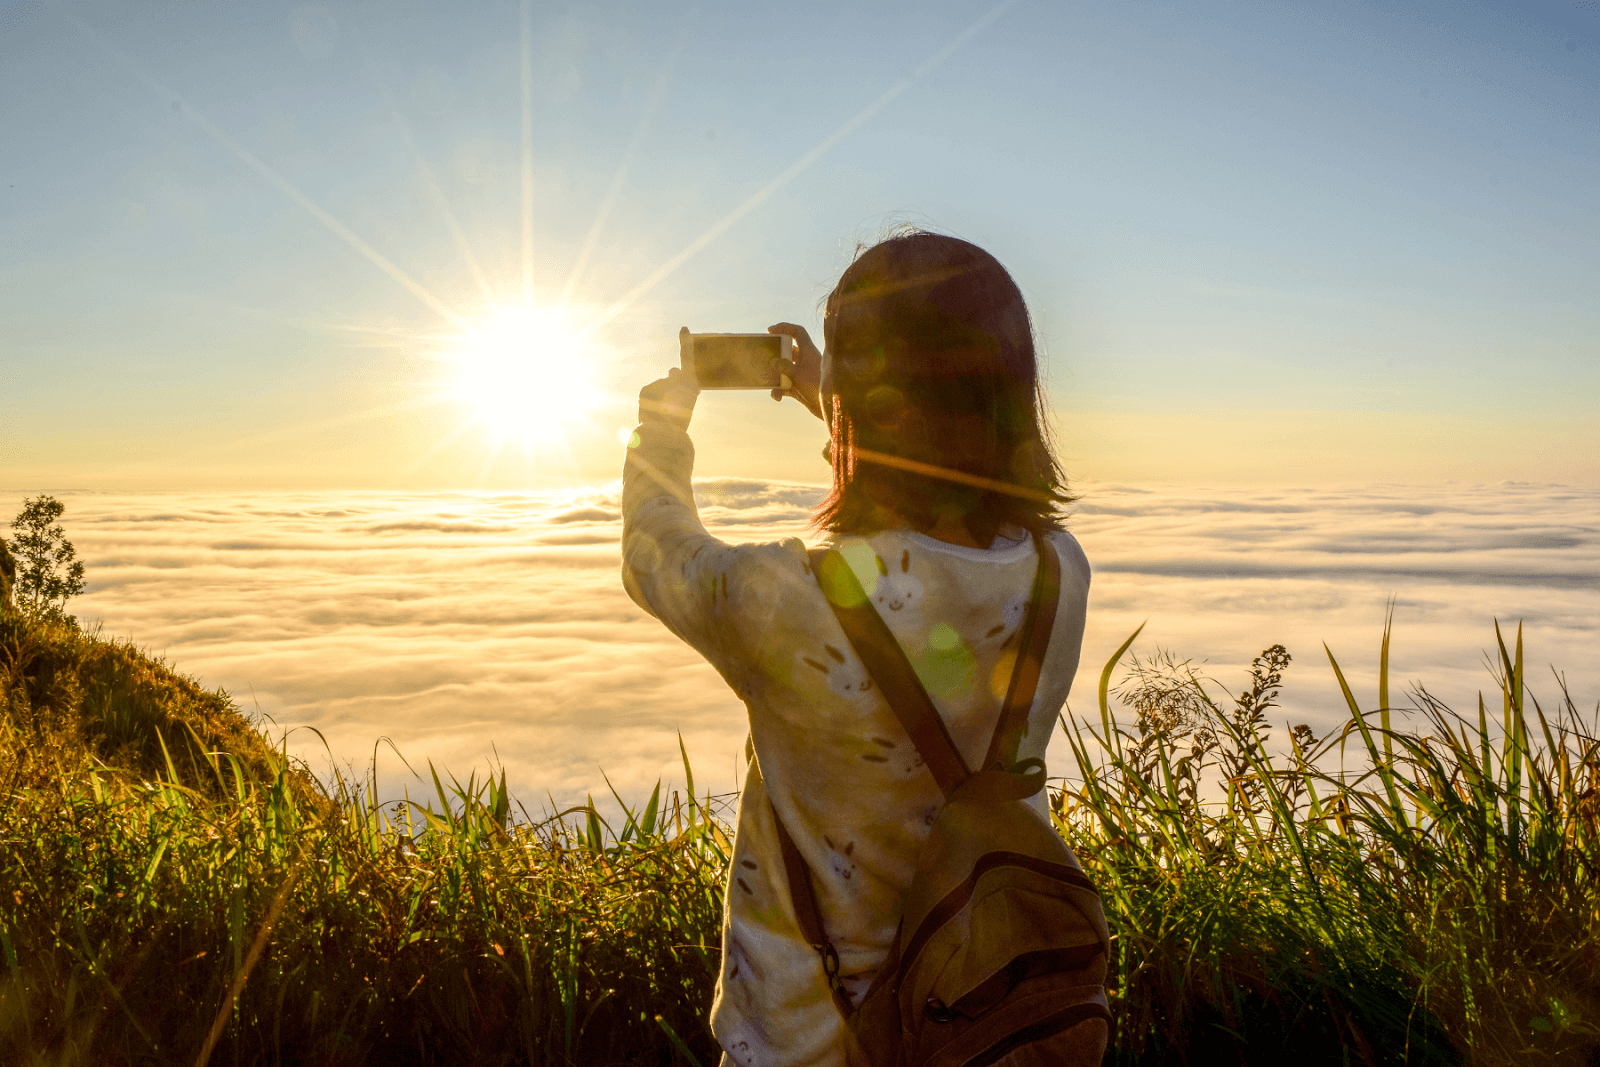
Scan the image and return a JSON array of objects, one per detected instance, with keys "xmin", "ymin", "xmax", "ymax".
[{"xmin": 2, "ymin": 0, "xmax": 1596, "ymax": 488}]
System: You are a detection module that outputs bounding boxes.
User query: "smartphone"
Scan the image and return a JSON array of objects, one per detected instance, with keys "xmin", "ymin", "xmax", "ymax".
[{"xmin": 682, "ymin": 333, "xmax": 794, "ymax": 390}]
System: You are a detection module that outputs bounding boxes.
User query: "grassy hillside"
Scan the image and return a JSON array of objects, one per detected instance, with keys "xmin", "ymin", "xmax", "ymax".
[
  {"xmin": 0, "ymin": 611, "xmax": 310, "ymax": 800},
  {"xmin": 1, "ymin": 606, "xmax": 1596, "ymax": 1065},
  {"xmin": 0, "ymin": 609, "xmax": 725, "ymax": 1066}
]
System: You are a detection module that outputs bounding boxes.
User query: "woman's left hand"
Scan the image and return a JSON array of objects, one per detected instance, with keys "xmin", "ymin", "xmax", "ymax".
[{"xmin": 767, "ymin": 322, "xmax": 825, "ymax": 421}]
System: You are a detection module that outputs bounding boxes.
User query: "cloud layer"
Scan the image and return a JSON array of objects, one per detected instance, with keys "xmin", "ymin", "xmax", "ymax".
[{"xmin": 8, "ymin": 481, "xmax": 1596, "ymax": 811}]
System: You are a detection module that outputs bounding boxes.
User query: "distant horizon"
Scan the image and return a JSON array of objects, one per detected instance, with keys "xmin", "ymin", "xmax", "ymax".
[
  {"xmin": 11, "ymin": 480, "xmax": 1595, "ymax": 811},
  {"xmin": 8, "ymin": 468, "xmax": 1600, "ymax": 493},
  {"xmin": 11, "ymin": 405, "xmax": 1600, "ymax": 491}
]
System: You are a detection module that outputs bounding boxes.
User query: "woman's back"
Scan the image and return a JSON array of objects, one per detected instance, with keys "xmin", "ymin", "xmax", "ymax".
[
  {"xmin": 621, "ymin": 463, "xmax": 1089, "ymax": 1062},
  {"xmin": 622, "ymin": 230, "xmax": 1102, "ymax": 1065}
]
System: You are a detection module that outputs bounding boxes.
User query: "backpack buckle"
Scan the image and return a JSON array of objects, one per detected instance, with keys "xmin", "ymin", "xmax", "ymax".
[
  {"xmin": 924, "ymin": 996, "xmax": 958, "ymax": 1024},
  {"xmin": 814, "ymin": 940, "xmax": 847, "ymax": 999}
]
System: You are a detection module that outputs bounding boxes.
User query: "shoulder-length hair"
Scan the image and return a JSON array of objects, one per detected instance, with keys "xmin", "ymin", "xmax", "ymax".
[{"xmin": 813, "ymin": 231, "xmax": 1073, "ymax": 544}]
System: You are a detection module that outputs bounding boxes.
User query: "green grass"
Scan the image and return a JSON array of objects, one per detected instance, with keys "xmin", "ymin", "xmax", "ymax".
[
  {"xmin": 1, "ymin": 607, "xmax": 1596, "ymax": 1065},
  {"xmin": 1061, "ymin": 617, "xmax": 1600, "ymax": 1065},
  {"xmin": 1, "ymin": 612, "xmax": 727, "ymax": 1065}
]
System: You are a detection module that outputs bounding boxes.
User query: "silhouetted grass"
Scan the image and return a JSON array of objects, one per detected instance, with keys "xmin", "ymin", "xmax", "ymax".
[{"xmin": 1, "ymin": 608, "xmax": 1596, "ymax": 1064}]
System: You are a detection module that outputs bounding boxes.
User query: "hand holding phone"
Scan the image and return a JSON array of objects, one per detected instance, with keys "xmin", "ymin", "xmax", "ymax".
[
  {"xmin": 765, "ymin": 322, "xmax": 824, "ymax": 420},
  {"xmin": 681, "ymin": 332, "xmax": 795, "ymax": 390}
]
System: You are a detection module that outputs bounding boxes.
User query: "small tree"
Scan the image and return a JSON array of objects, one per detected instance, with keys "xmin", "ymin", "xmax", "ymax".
[{"xmin": 9, "ymin": 495, "xmax": 86, "ymax": 620}]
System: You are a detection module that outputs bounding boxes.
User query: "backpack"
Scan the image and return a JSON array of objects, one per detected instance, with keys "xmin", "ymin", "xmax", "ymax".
[{"xmin": 776, "ymin": 532, "xmax": 1112, "ymax": 1067}]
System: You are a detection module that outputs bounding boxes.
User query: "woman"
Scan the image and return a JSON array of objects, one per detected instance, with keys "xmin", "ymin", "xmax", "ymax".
[{"xmin": 622, "ymin": 232, "xmax": 1099, "ymax": 1066}]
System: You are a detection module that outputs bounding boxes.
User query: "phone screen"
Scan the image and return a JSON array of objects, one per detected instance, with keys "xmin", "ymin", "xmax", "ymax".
[{"xmin": 688, "ymin": 334, "xmax": 785, "ymax": 389}]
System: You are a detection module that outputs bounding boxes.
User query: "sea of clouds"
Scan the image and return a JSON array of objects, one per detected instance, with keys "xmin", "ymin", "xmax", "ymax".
[{"xmin": 8, "ymin": 482, "xmax": 1597, "ymax": 813}]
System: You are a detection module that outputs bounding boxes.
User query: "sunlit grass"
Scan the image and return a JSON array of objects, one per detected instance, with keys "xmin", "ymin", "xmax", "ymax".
[
  {"xmin": 1058, "ymin": 618, "xmax": 1600, "ymax": 1064},
  {"xmin": 0, "ymin": 613, "xmax": 726, "ymax": 1065},
  {"xmin": 1, "ymin": 607, "xmax": 1596, "ymax": 1064}
]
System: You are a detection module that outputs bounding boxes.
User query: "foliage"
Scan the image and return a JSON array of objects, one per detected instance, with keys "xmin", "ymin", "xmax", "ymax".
[
  {"xmin": 6, "ymin": 496, "xmax": 86, "ymax": 622},
  {"xmin": 0, "ymin": 610, "xmax": 309, "ymax": 804},
  {"xmin": 0, "ymin": 536, "xmax": 16, "ymax": 611},
  {"xmin": 0, "ymin": 613, "xmax": 727, "ymax": 1066},
  {"xmin": 2, "ymin": 609, "xmax": 1598, "ymax": 1064},
  {"xmin": 1055, "ymin": 618, "xmax": 1600, "ymax": 1065}
]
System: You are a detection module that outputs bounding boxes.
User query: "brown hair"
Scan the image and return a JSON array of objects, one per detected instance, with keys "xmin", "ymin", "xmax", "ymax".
[{"xmin": 814, "ymin": 231, "xmax": 1073, "ymax": 545}]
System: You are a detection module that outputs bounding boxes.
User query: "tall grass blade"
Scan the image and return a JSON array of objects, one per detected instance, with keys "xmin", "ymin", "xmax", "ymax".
[
  {"xmin": 679, "ymin": 731, "xmax": 697, "ymax": 819},
  {"xmin": 1325, "ymin": 643, "xmax": 1408, "ymax": 831},
  {"xmin": 655, "ymin": 1014, "xmax": 704, "ymax": 1067},
  {"xmin": 1380, "ymin": 599, "xmax": 1394, "ymax": 766},
  {"xmin": 1099, "ymin": 623, "xmax": 1145, "ymax": 761},
  {"xmin": 640, "ymin": 780, "xmax": 662, "ymax": 838}
]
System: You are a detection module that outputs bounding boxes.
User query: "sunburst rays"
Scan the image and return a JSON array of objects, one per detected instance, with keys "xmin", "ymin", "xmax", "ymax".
[
  {"xmin": 573, "ymin": 0, "xmax": 1022, "ymax": 343},
  {"xmin": 76, "ymin": 19, "xmax": 467, "ymax": 330},
  {"xmin": 361, "ymin": 40, "xmax": 498, "ymax": 307},
  {"xmin": 559, "ymin": 33, "xmax": 684, "ymax": 310},
  {"xmin": 77, "ymin": 0, "xmax": 1018, "ymax": 487},
  {"xmin": 521, "ymin": 0, "xmax": 537, "ymax": 309}
]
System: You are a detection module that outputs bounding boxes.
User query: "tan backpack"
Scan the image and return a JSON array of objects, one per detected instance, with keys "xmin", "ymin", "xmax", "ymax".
[{"xmin": 778, "ymin": 533, "xmax": 1111, "ymax": 1067}]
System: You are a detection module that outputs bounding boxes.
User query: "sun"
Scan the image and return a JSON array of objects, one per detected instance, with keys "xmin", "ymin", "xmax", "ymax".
[{"xmin": 445, "ymin": 305, "xmax": 600, "ymax": 444}]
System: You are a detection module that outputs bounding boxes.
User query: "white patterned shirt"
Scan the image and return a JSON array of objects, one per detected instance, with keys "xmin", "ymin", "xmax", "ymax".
[{"xmin": 621, "ymin": 418, "xmax": 1091, "ymax": 1067}]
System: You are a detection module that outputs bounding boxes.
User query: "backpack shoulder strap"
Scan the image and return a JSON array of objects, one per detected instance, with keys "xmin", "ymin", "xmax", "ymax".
[
  {"xmin": 775, "ymin": 537, "xmax": 1060, "ymax": 1017},
  {"xmin": 772, "ymin": 801, "xmax": 853, "ymax": 1014},
  {"xmin": 981, "ymin": 531, "xmax": 1061, "ymax": 772},
  {"xmin": 809, "ymin": 547, "xmax": 970, "ymax": 797}
]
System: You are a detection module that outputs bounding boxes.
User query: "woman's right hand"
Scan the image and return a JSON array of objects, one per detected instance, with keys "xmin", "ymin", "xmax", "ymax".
[
  {"xmin": 638, "ymin": 332, "xmax": 700, "ymax": 432},
  {"xmin": 767, "ymin": 322, "xmax": 824, "ymax": 421}
]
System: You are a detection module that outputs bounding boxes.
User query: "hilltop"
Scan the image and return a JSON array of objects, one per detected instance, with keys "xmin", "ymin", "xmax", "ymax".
[{"xmin": 0, "ymin": 609, "xmax": 315, "ymax": 802}]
